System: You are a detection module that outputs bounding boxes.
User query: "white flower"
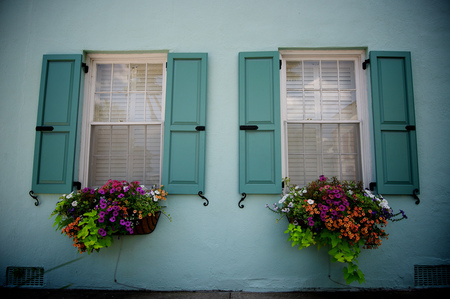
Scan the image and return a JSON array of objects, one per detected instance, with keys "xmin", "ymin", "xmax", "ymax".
[
  {"xmin": 71, "ymin": 201, "xmax": 78, "ymax": 207},
  {"xmin": 295, "ymin": 186, "xmax": 300, "ymax": 190},
  {"xmin": 307, "ymin": 199, "xmax": 314, "ymax": 205},
  {"xmin": 348, "ymin": 190, "xmax": 353, "ymax": 195},
  {"xmin": 279, "ymin": 194, "xmax": 288, "ymax": 204},
  {"xmin": 302, "ymin": 189, "xmax": 307, "ymax": 194},
  {"xmin": 66, "ymin": 192, "xmax": 73, "ymax": 199}
]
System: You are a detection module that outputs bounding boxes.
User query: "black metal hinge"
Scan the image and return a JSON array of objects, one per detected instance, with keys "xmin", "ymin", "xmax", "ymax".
[
  {"xmin": 196, "ymin": 126, "xmax": 205, "ymax": 131},
  {"xmin": 279, "ymin": 60, "xmax": 282, "ymax": 70},
  {"xmin": 362, "ymin": 59, "xmax": 370, "ymax": 70},
  {"xmin": 82, "ymin": 63, "xmax": 89, "ymax": 73},
  {"xmin": 406, "ymin": 125, "xmax": 416, "ymax": 131},
  {"xmin": 73, "ymin": 181, "xmax": 81, "ymax": 190}
]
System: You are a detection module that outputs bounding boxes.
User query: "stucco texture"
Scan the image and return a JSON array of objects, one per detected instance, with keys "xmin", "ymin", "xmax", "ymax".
[{"xmin": 1, "ymin": 0, "xmax": 449, "ymax": 291}]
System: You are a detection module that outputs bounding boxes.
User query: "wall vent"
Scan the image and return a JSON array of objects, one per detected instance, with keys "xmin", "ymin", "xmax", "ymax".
[
  {"xmin": 414, "ymin": 265, "xmax": 450, "ymax": 287},
  {"xmin": 6, "ymin": 267, "xmax": 44, "ymax": 287}
]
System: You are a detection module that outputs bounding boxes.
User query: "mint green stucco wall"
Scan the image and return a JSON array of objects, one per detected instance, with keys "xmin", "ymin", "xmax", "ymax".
[{"xmin": 1, "ymin": 0, "xmax": 449, "ymax": 291}]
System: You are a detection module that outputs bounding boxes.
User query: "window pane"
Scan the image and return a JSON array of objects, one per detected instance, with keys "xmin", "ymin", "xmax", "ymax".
[
  {"xmin": 146, "ymin": 93, "xmax": 162, "ymax": 121},
  {"xmin": 129, "ymin": 64, "xmax": 146, "ymax": 92},
  {"xmin": 322, "ymin": 92, "xmax": 339, "ymax": 120},
  {"xmin": 94, "ymin": 93, "xmax": 110, "ymax": 122},
  {"xmin": 321, "ymin": 61, "xmax": 338, "ymax": 89},
  {"xmin": 286, "ymin": 61, "xmax": 303, "ymax": 89},
  {"xmin": 304, "ymin": 91, "xmax": 321, "ymax": 120},
  {"xmin": 339, "ymin": 61, "xmax": 355, "ymax": 89},
  {"xmin": 340, "ymin": 91, "xmax": 357, "ymax": 120},
  {"xmin": 112, "ymin": 64, "xmax": 128, "ymax": 92},
  {"xmin": 303, "ymin": 61, "xmax": 320, "ymax": 89},
  {"xmin": 96, "ymin": 64, "xmax": 112, "ymax": 92},
  {"xmin": 128, "ymin": 93, "xmax": 145, "ymax": 122},
  {"xmin": 110, "ymin": 93, "xmax": 127, "ymax": 122},
  {"xmin": 286, "ymin": 90, "xmax": 303, "ymax": 120}
]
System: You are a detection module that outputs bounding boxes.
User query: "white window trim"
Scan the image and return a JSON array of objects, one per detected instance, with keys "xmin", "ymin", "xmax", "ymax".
[
  {"xmin": 78, "ymin": 53, "xmax": 168, "ymax": 187},
  {"xmin": 279, "ymin": 49, "xmax": 373, "ymax": 187}
]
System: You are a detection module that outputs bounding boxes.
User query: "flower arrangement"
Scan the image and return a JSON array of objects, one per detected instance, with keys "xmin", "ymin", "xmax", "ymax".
[
  {"xmin": 50, "ymin": 179, "xmax": 169, "ymax": 254},
  {"xmin": 267, "ymin": 175, "xmax": 407, "ymax": 284}
]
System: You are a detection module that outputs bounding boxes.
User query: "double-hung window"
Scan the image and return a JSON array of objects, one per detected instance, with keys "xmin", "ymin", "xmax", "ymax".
[
  {"xmin": 80, "ymin": 54, "xmax": 167, "ymax": 188},
  {"xmin": 280, "ymin": 50, "xmax": 371, "ymax": 187}
]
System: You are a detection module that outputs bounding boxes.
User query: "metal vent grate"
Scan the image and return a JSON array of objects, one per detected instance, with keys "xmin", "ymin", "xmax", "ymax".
[
  {"xmin": 414, "ymin": 265, "xmax": 450, "ymax": 287},
  {"xmin": 6, "ymin": 267, "xmax": 44, "ymax": 287}
]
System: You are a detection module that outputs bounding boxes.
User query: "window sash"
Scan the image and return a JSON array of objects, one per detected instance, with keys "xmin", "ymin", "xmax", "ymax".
[
  {"xmin": 79, "ymin": 54, "xmax": 167, "ymax": 188},
  {"xmin": 280, "ymin": 50, "xmax": 371, "ymax": 187}
]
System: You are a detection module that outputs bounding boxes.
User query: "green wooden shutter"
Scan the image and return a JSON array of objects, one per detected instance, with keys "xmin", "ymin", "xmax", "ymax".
[
  {"xmin": 32, "ymin": 54, "xmax": 83, "ymax": 194},
  {"xmin": 370, "ymin": 51, "xmax": 419, "ymax": 194},
  {"xmin": 162, "ymin": 53, "xmax": 208, "ymax": 194},
  {"xmin": 239, "ymin": 51, "xmax": 282, "ymax": 194}
]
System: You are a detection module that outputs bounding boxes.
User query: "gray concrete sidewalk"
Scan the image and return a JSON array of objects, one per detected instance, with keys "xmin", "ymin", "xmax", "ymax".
[{"xmin": 1, "ymin": 287, "xmax": 449, "ymax": 299}]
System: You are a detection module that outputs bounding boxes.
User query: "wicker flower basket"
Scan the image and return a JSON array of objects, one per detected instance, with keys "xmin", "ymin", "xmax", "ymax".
[{"xmin": 134, "ymin": 211, "xmax": 161, "ymax": 235}]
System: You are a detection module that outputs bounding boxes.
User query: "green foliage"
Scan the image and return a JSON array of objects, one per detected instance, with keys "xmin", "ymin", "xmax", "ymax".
[{"xmin": 267, "ymin": 175, "xmax": 407, "ymax": 284}]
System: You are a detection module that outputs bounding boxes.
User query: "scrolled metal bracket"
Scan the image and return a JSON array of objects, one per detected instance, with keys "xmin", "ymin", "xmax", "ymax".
[
  {"xmin": 413, "ymin": 189, "xmax": 420, "ymax": 205},
  {"xmin": 29, "ymin": 190, "xmax": 40, "ymax": 206},
  {"xmin": 239, "ymin": 193, "xmax": 246, "ymax": 209},
  {"xmin": 198, "ymin": 191, "xmax": 209, "ymax": 207}
]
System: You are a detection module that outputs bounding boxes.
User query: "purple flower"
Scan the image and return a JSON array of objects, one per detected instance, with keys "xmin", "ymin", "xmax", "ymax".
[
  {"xmin": 338, "ymin": 205, "xmax": 346, "ymax": 211},
  {"xmin": 319, "ymin": 175, "xmax": 327, "ymax": 182},
  {"xmin": 335, "ymin": 193, "xmax": 341, "ymax": 198},
  {"xmin": 99, "ymin": 211, "xmax": 105, "ymax": 218},
  {"xmin": 98, "ymin": 217, "xmax": 105, "ymax": 223},
  {"xmin": 82, "ymin": 187, "xmax": 89, "ymax": 193},
  {"xmin": 125, "ymin": 221, "xmax": 131, "ymax": 227},
  {"xmin": 110, "ymin": 188, "xmax": 116, "ymax": 194},
  {"xmin": 90, "ymin": 189, "xmax": 95, "ymax": 195},
  {"xmin": 140, "ymin": 189, "xmax": 146, "ymax": 195},
  {"xmin": 136, "ymin": 187, "xmax": 142, "ymax": 193},
  {"xmin": 308, "ymin": 220, "xmax": 315, "ymax": 226},
  {"xmin": 118, "ymin": 193, "xmax": 125, "ymax": 198},
  {"xmin": 120, "ymin": 219, "xmax": 126, "ymax": 225},
  {"xmin": 110, "ymin": 216, "xmax": 116, "ymax": 222},
  {"xmin": 100, "ymin": 203, "xmax": 107, "ymax": 209},
  {"xmin": 99, "ymin": 189, "xmax": 105, "ymax": 195},
  {"xmin": 98, "ymin": 228, "xmax": 107, "ymax": 237},
  {"xmin": 113, "ymin": 211, "xmax": 119, "ymax": 217}
]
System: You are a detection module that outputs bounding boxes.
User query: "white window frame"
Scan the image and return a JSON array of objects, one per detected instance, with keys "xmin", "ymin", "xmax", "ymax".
[
  {"xmin": 279, "ymin": 49, "xmax": 373, "ymax": 187},
  {"xmin": 78, "ymin": 53, "xmax": 168, "ymax": 187}
]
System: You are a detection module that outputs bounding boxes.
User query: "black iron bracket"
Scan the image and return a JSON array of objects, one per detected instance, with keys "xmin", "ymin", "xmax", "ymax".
[
  {"xmin": 198, "ymin": 191, "xmax": 209, "ymax": 206},
  {"xmin": 29, "ymin": 190, "xmax": 40, "ymax": 206},
  {"xmin": 239, "ymin": 193, "xmax": 246, "ymax": 209},
  {"xmin": 196, "ymin": 126, "xmax": 205, "ymax": 131},
  {"xmin": 82, "ymin": 63, "xmax": 89, "ymax": 73},
  {"xmin": 413, "ymin": 189, "xmax": 420, "ymax": 205},
  {"xmin": 405, "ymin": 125, "xmax": 416, "ymax": 131},
  {"xmin": 369, "ymin": 182, "xmax": 377, "ymax": 191},
  {"xmin": 362, "ymin": 59, "xmax": 370, "ymax": 70}
]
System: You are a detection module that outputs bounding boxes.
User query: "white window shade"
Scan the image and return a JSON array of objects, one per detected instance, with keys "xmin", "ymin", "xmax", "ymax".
[
  {"xmin": 84, "ymin": 56, "xmax": 165, "ymax": 187},
  {"xmin": 283, "ymin": 54, "xmax": 364, "ymax": 187}
]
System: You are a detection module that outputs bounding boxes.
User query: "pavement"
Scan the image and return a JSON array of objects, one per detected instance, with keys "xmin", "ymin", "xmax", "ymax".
[{"xmin": 1, "ymin": 288, "xmax": 449, "ymax": 299}]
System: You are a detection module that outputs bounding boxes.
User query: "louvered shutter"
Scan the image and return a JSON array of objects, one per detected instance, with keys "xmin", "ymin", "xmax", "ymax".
[
  {"xmin": 32, "ymin": 54, "xmax": 83, "ymax": 193},
  {"xmin": 239, "ymin": 52, "xmax": 282, "ymax": 194},
  {"xmin": 162, "ymin": 53, "xmax": 208, "ymax": 194},
  {"xmin": 370, "ymin": 51, "xmax": 419, "ymax": 194}
]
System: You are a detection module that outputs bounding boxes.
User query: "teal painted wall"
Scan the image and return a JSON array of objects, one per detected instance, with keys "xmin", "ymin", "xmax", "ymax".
[{"xmin": 1, "ymin": 0, "xmax": 449, "ymax": 291}]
